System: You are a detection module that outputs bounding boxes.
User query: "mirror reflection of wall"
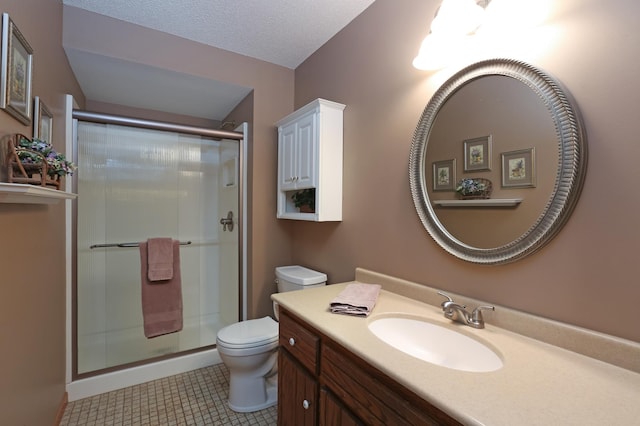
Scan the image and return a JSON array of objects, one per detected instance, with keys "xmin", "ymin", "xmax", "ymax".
[{"xmin": 426, "ymin": 75, "xmax": 559, "ymax": 248}]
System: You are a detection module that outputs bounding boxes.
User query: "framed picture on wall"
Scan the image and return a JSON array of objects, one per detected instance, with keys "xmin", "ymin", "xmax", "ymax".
[
  {"xmin": 432, "ymin": 159, "xmax": 456, "ymax": 191},
  {"xmin": 463, "ymin": 135, "xmax": 492, "ymax": 172},
  {"xmin": 33, "ymin": 96, "xmax": 53, "ymax": 143},
  {"xmin": 0, "ymin": 13, "xmax": 33, "ymax": 125},
  {"xmin": 501, "ymin": 148, "xmax": 536, "ymax": 188}
]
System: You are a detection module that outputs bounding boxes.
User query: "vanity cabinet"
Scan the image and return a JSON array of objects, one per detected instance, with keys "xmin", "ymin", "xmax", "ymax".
[
  {"xmin": 278, "ymin": 308, "xmax": 462, "ymax": 426},
  {"xmin": 275, "ymin": 98, "xmax": 345, "ymax": 222}
]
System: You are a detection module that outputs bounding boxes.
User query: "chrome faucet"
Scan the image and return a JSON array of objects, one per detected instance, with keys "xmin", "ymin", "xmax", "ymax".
[{"xmin": 437, "ymin": 291, "xmax": 494, "ymax": 329}]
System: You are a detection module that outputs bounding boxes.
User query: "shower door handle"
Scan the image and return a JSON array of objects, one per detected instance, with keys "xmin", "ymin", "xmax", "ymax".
[{"xmin": 220, "ymin": 211, "xmax": 234, "ymax": 232}]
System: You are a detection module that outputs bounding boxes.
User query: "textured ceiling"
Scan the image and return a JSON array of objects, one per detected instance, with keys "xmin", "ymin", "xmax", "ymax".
[
  {"xmin": 63, "ymin": 0, "xmax": 376, "ymax": 69},
  {"xmin": 61, "ymin": 0, "xmax": 376, "ymax": 121}
]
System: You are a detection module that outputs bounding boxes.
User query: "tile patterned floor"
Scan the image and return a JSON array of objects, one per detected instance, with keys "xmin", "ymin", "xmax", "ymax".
[{"xmin": 60, "ymin": 364, "xmax": 277, "ymax": 425}]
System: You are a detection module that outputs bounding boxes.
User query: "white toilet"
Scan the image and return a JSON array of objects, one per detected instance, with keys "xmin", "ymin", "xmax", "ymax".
[{"xmin": 216, "ymin": 265, "xmax": 327, "ymax": 412}]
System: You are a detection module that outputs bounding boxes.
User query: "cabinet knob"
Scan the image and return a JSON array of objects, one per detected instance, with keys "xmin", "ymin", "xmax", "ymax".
[
  {"xmin": 288, "ymin": 337, "xmax": 296, "ymax": 346},
  {"xmin": 302, "ymin": 399, "xmax": 310, "ymax": 410}
]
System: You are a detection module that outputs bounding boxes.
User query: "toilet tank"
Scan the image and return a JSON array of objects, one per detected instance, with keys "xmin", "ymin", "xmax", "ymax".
[{"xmin": 275, "ymin": 265, "xmax": 327, "ymax": 293}]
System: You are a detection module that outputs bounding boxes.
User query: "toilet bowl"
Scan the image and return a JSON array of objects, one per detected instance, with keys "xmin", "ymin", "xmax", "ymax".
[
  {"xmin": 216, "ymin": 317, "xmax": 279, "ymax": 412},
  {"xmin": 216, "ymin": 265, "xmax": 327, "ymax": 412}
]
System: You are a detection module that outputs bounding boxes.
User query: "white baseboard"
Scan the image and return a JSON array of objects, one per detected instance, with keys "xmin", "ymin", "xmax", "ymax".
[{"xmin": 66, "ymin": 348, "xmax": 222, "ymax": 401}]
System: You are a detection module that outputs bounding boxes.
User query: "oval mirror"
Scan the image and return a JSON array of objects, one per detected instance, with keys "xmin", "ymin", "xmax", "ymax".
[{"xmin": 409, "ymin": 59, "xmax": 587, "ymax": 264}]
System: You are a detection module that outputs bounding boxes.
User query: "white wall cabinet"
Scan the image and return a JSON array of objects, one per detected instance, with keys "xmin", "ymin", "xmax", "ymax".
[
  {"xmin": 278, "ymin": 110, "xmax": 317, "ymax": 191},
  {"xmin": 276, "ymin": 98, "xmax": 345, "ymax": 221}
]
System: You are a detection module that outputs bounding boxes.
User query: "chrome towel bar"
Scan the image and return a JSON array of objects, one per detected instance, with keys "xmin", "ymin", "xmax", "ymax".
[{"xmin": 89, "ymin": 240, "xmax": 192, "ymax": 249}]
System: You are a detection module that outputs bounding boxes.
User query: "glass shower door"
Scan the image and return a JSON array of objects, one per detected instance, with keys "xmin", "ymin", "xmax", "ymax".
[{"xmin": 75, "ymin": 121, "xmax": 239, "ymax": 375}]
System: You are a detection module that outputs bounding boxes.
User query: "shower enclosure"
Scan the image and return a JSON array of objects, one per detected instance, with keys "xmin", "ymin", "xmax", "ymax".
[{"xmin": 73, "ymin": 116, "xmax": 243, "ymax": 376}]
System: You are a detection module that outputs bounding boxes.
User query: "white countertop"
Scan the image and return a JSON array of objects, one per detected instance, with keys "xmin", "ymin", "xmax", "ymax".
[{"xmin": 272, "ymin": 274, "xmax": 640, "ymax": 425}]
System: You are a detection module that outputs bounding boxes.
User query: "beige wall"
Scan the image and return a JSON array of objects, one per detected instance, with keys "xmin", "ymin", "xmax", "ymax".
[
  {"xmin": 0, "ymin": 1, "xmax": 85, "ymax": 424},
  {"xmin": 291, "ymin": 0, "xmax": 640, "ymax": 344}
]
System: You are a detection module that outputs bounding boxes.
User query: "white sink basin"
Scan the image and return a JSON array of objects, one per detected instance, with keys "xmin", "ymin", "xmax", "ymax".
[{"xmin": 368, "ymin": 316, "xmax": 503, "ymax": 372}]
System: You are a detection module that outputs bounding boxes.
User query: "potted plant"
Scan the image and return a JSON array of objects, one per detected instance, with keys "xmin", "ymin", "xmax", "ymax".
[
  {"xmin": 7, "ymin": 134, "xmax": 77, "ymax": 189},
  {"xmin": 455, "ymin": 178, "xmax": 492, "ymax": 199},
  {"xmin": 291, "ymin": 188, "xmax": 316, "ymax": 213},
  {"xmin": 17, "ymin": 137, "xmax": 76, "ymax": 178}
]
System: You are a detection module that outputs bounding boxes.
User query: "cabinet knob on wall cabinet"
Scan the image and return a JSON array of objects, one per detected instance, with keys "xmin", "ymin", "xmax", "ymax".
[
  {"xmin": 289, "ymin": 337, "xmax": 296, "ymax": 346},
  {"xmin": 302, "ymin": 399, "xmax": 310, "ymax": 410}
]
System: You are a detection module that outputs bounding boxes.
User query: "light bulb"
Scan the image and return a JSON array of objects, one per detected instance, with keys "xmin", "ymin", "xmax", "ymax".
[
  {"xmin": 413, "ymin": 33, "xmax": 474, "ymax": 71},
  {"xmin": 430, "ymin": 0, "xmax": 486, "ymax": 37}
]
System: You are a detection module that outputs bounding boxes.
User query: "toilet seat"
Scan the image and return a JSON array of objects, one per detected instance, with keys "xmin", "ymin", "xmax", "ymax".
[{"xmin": 217, "ymin": 316, "xmax": 278, "ymax": 349}]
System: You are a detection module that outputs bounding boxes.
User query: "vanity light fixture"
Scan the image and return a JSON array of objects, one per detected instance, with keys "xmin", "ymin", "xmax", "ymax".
[
  {"xmin": 478, "ymin": 0, "xmax": 551, "ymax": 36},
  {"xmin": 413, "ymin": 0, "xmax": 490, "ymax": 71},
  {"xmin": 430, "ymin": 0, "xmax": 487, "ymax": 37},
  {"xmin": 413, "ymin": 0, "xmax": 553, "ymax": 71}
]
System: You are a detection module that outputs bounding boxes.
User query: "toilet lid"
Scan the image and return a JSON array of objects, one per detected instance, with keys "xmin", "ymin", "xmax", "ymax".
[{"xmin": 217, "ymin": 316, "xmax": 278, "ymax": 348}]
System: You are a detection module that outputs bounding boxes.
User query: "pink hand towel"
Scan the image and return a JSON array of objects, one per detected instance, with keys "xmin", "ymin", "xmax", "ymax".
[
  {"xmin": 147, "ymin": 237, "xmax": 174, "ymax": 281},
  {"xmin": 330, "ymin": 283, "xmax": 381, "ymax": 317},
  {"xmin": 140, "ymin": 240, "xmax": 183, "ymax": 338}
]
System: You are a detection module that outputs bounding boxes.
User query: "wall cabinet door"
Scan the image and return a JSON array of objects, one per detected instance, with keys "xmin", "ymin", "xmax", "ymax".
[
  {"xmin": 278, "ymin": 111, "xmax": 317, "ymax": 191},
  {"xmin": 278, "ymin": 121, "xmax": 298, "ymax": 190},
  {"xmin": 294, "ymin": 111, "xmax": 317, "ymax": 189}
]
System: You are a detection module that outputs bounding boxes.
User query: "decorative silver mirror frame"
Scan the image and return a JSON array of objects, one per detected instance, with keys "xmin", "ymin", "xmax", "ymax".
[{"xmin": 409, "ymin": 59, "xmax": 588, "ymax": 264}]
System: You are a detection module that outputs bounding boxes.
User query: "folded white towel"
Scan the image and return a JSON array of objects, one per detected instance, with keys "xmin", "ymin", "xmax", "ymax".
[{"xmin": 330, "ymin": 283, "xmax": 381, "ymax": 317}]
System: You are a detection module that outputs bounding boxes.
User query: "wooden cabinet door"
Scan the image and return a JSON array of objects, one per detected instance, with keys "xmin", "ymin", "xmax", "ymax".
[
  {"xmin": 319, "ymin": 388, "xmax": 364, "ymax": 426},
  {"xmin": 278, "ymin": 349, "xmax": 318, "ymax": 426}
]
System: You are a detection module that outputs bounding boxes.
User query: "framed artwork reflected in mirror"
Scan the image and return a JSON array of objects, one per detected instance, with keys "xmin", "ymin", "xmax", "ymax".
[
  {"xmin": 501, "ymin": 148, "xmax": 536, "ymax": 188},
  {"xmin": 432, "ymin": 159, "xmax": 456, "ymax": 191},
  {"xmin": 463, "ymin": 135, "xmax": 492, "ymax": 172}
]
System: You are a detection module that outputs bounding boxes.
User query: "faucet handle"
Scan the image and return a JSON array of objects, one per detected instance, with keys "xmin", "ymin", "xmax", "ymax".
[
  {"xmin": 437, "ymin": 291, "xmax": 454, "ymax": 309},
  {"xmin": 437, "ymin": 291, "xmax": 453, "ymax": 303},
  {"xmin": 471, "ymin": 305, "xmax": 495, "ymax": 322},
  {"xmin": 437, "ymin": 291, "xmax": 466, "ymax": 310}
]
